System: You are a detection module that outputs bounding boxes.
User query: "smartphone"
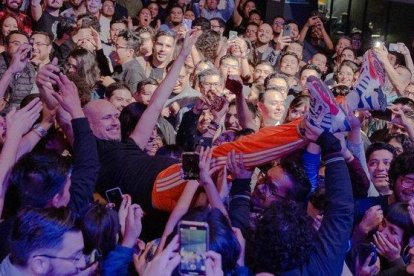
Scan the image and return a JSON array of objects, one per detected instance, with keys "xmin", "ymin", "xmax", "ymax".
[
  {"xmin": 229, "ymin": 30, "xmax": 238, "ymax": 40},
  {"xmin": 105, "ymin": 187, "xmax": 123, "ymax": 211},
  {"xmin": 145, "ymin": 238, "xmax": 161, "ymax": 262},
  {"xmin": 370, "ymin": 108, "xmax": 392, "ymax": 121},
  {"xmin": 182, "ymin": 152, "xmax": 200, "ymax": 180},
  {"xmin": 283, "ymin": 24, "xmax": 291, "ymax": 37},
  {"xmin": 374, "ymin": 41, "xmax": 382, "ymax": 48},
  {"xmin": 183, "ymin": 18, "xmax": 192, "ymax": 31},
  {"xmin": 358, "ymin": 243, "xmax": 377, "ymax": 266},
  {"xmin": 208, "ymin": 93, "xmax": 227, "ymax": 112},
  {"xmin": 179, "ymin": 221, "xmax": 209, "ymax": 276},
  {"xmin": 389, "ymin": 43, "xmax": 399, "ymax": 52}
]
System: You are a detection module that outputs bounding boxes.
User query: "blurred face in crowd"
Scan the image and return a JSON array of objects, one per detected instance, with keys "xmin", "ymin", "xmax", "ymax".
[
  {"xmin": 394, "ymin": 174, "xmax": 414, "ymax": 202},
  {"xmin": 46, "ymin": 0, "xmax": 63, "ymax": 10},
  {"xmin": 75, "ymin": 28, "xmax": 95, "ymax": 52},
  {"xmin": 337, "ymin": 64, "xmax": 355, "ymax": 87},
  {"xmin": 5, "ymin": 0, "xmax": 23, "ymax": 11},
  {"xmin": 253, "ymin": 63, "xmax": 273, "ymax": 86},
  {"xmin": 265, "ymin": 77, "xmax": 288, "ymax": 96},
  {"xmin": 225, "ymin": 104, "xmax": 241, "ymax": 131},
  {"xmin": 138, "ymin": 8, "xmax": 151, "ymax": 27},
  {"xmin": 340, "ymin": 48, "xmax": 355, "ymax": 63},
  {"xmin": 199, "ymin": 74, "xmax": 223, "ymax": 96},
  {"xmin": 173, "ymin": 66, "xmax": 189, "ymax": 94},
  {"xmin": 280, "ymin": 54, "xmax": 299, "ymax": 77},
  {"xmin": 145, "ymin": 128, "xmax": 163, "ymax": 156},
  {"xmin": 287, "ymin": 102, "xmax": 308, "ymax": 122},
  {"xmin": 245, "ymin": 24, "xmax": 258, "ymax": 43},
  {"xmin": 300, "ymin": 69, "xmax": 319, "ymax": 90},
  {"xmin": 170, "ymin": 7, "xmax": 183, "ymax": 25},
  {"xmin": 257, "ymin": 23, "xmax": 273, "ymax": 45},
  {"xmin": 138, "ymin": 31, "xmax": 153, "ymax": 56},
  {"xmin": 136, "ymin": 83, "xmax": 157, "ymax": 105},
  {"xmin": 30, "ymin": 231, "xmax": 86, "ymax": 276},
  {"xmin": 114, "ymin": 36, "xmax": 134, "ymax": 64},
  {"xmin": 206, "ymin": 0, "xmax": 218, "ymax": 10},
  {"xmin": 31, "ymin": 33, "xmax": 52, "ymax": 64},
  {"xmin": 197, "ymin": 109, "xmax": 214, "ymax": 134},
  {"xmin": 184, "ymin": 10, "xmax": 195, "ymax": 21},
  {"xmin": 288, "ymin": 23, "xmax": 299, "ymax": 41},
  {"xmin": 377, "ymin": 218, "xmax": 405, "ymax": 246},
  {"xmin": 367, "ymin": 149, "xmax": 393, "ymax": 194},
  {"xmin": 388, "ymin": 138, "xmax": 404, "ymax": 155},
  {"xmin": 272, "ymin": 16, "xmax": 284, "ymax": 34},
  {"xmin": 258, "ymin": 90, "xmax": 285, "ymax": 126},
  {"xmin": 108, "ymin": 88, "xmax": 133, "ymax": 112},
  {"xmin": 243, "ymin": 0, "xmax": 255, "ymax": 18},
  {"xmin": 153, "ymin": 35, "xmax": 174, "ymax": 65},
  {"xmin": 86, "ymin": 0, "xmax": 101, "ymax": 15},
  {"xmin": 310, "ymin": 53, "xmax": 328, "ymax": 74},
  {"xmin": 1, "ymin": 16, "xmax": 18, "ymax": 38},
  {"xmin": 85, "ymin": 100, "xmax": 121, "ymax": 141},
  {"xmin": 148, "ymin": 2, "xmax": 159, "ymax": 18},
  {"xmin": 252, "ymin": 165, "xmax": 294, "ymax": 209},
  {"xmin": 286, "ymin": 42, "xmax": 303, "ymax": 60},
  {"xmin": 335, "ymin": 37, "xmax": 351, "ymax": 56},
  {"xmin": 7, "ymin": 33, "xmax": 29, "ymax": 57},
  {"xmin": 220, "ymin": 58, "xmax": 239, "ymax": 79},
  {"xmin": 66, "ymin": 57, "xmax": 78, "ymax": 74},
  {"xmin": 249, "ymin": 13, "xmax": 262, "ymax": 26},
  {"xmin": 70, "ymin": 0, "xmax": 84, "ymax": 8},
  {"xmin": 351, "ymin": 33, "xmax": 362, "ymax": 50},
  {"xmin": 110, "ymin": 22, "xmax": 127, "ymax": 44},
  {"xmin": 102, "ymin": 0, "xmax": 115, "ymax": 17},
  {"xmin": 210, "ymin": 19, "xmax": 223, "ymax": 36}
]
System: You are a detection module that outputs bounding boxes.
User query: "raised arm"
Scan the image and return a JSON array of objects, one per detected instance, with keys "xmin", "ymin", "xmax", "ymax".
[
  {"xmin": 0, "ymin": 44, "xmax": 31, "ymax": 100},
  {"xmin": 31, "ymin": 0, "xmax": 43, "ymax": 21},
  {"xmin": 130, "ymin": 30, "xmax": 201, "ymax": 150},
  {"xmin": 0, "ymin": 99, "xmax": 42, "ymax": 218},
  {"xmin": 232, "ymin": 0, "xmax": 242, "ymax": 26}
]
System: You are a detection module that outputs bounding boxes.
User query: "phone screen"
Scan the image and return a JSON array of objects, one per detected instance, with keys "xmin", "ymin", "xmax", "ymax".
[
  {"xmin": 105, "ymin": 187, "xmax": 123, "ymax": 211},
  {"xmin": 182, "ymin": 153, "xmax": 200, "ymax": 180},
  {"xmin": 179, "ymin": 222, "xmax": 209, "ymax": 275},
  {"xmin": 283, "ymin": 25, "xmax": 291, "ymax": 37}
]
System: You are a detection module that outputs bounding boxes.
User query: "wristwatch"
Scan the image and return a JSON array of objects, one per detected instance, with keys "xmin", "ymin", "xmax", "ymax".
[{"xmin": 32, "ymin": 124, "xmax": 47, "ymax": 138}]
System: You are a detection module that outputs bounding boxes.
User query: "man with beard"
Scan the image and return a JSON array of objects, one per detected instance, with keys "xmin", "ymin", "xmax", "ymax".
[
  {"xmin": 31, "ymin": 0, "xmax": 64, "ymax": 40},
  {"xmin": 0, "ymin": 0, "xmax": 32, "ymax": 35},
  {"xmin": 160, "ymin": 5, "xmax": 185, "ymax": 37},
  {"xmin": 194, "ymin": 0, "xmax": 235, "ymax": 22},
  {"xmin": 30, "ymin": 31, "xmax": 52, "ymax": 70},
  {"xmin": 109, "ymin": 30, "xmax": 146, "ymax": 92},
  {"xmin": 60, "ymin": 0, "xmax": 86, "ymax": 23},
  {"xmin": 148, "ymin": 31, "xmax": 175, "ymax": 81},
  {"xmin": 255, "ymin": 23, "xmax": 279, "ymax": 67}
]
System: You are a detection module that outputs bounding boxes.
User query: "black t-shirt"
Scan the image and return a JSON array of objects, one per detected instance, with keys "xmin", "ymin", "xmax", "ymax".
[
  {"xmin": 34, "ymin": 11, "xmax": 63, "ymax": 40},
  {"xmin": 96, "ymin": 138, "xmax": 178, "ymax": 212}
]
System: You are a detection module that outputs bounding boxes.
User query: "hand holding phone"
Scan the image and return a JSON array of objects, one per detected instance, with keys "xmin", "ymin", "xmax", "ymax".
[
  {"xmin": 283, "ymin": 24, "xmax": 291, "ymax": 38},
  {"xmin": 179, "ymin": 221, "xmax": 209, "ymax": 275},
  {"xmin": 105, "ymin": 187, "xmax": 124, "ymax": 211},
  {"xmin": 182, "ymin": 152, "xmax": 200, "ymax": 180}
]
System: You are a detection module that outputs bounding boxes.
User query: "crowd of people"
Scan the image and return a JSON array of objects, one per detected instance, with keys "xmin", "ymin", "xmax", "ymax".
[{"xmin": 1, "ymin": 0, "xmax": 414, "ymax": 275}]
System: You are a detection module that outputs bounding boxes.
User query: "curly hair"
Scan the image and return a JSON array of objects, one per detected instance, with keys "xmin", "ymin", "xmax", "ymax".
[
  {"xmin": 385, "ymin": 133, "xmax": 413, "ymax": 154},
  {"xmin": 195, "ymin": 30, "xmax": 220, "ymax": 63},
  {"xmin": 279, "ymin": 158, "xmax": 311, "ymax": 202},
  {"xmin": 389, "ymin": 151, "xmax": 414, "ymax": 185},
  {"xmin": 251, "ymin": 200, "xmax": 316, "ymax": 274}
]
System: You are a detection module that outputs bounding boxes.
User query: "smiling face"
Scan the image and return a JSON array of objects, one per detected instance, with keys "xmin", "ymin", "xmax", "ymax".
[
  {"xmin": 170, "ymin": 7, "xmax": 183, "ymax": 25},
  {"xmin": 153, "ymin": 35, "xmax": 174, "ymax": 65},
  {"xmin": 337, "ymin": 65, "xmax": 355, "ymax": 87},
  {"xmin": 148, "ymin": 3, "xmax": 159, "ymax": 18},
  {"xmin": 102, "ymin": 0, "xmax": 115, "ymax": 17},
  {"xmin": 108, "ymin": 89, "xmax": 133, "ymax": 111},
  {"xmin": 257, "ymin": 24, "xmax": 273, "ymax": 45},
  {"xmin": 1, "ymin": 16, "xmax": 18, "ymax": 38},
  {"xmin": 368, "ymin": 149, "xmax": 394, "ymax": 195},
  {"xmin": 258, "ymin": 90, "xmax": 285, "ymax": 126},
  {"xmin": 84, "ymin": 100, "xmax": 121, "ymax": 141},
  {"xmin": 86, "ymin": 0, "xmax": 101, "ymax": 15},
  {"xmin": 46, "ymin": 0, "xmax": 63, "ymax": 10},
  {"xmin": 31, "ymin": 33, "xmax": 52, "ymax": 63},
  {"xmin": 6, "ymin": 0, "xmax": 22, "ymax": 12},
  {"xmin": 394, "ymin": 174, "xmax": 414, "ymax": 202},
  {"xmin": 280, "ymin": 54, "xmax": 299, "ymax": 77}
]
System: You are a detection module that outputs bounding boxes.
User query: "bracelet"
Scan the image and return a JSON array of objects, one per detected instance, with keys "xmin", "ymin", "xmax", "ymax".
[{"xmin": 32, "ymin": 124, "xmax": 47, "ymax": 138}]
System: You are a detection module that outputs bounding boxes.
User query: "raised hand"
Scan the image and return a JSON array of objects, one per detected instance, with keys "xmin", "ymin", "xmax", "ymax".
[
  {"xmin": 373, "ymin": 231, "xmax": 401, "ymax": 262},
  {"xmin": 36, "ymin": 57, "xmax": 60, "ymax": 109},
  {"xmin": 142, "ymin": 235, "xmax": 180, "ymax": 276},
  {"xmin": 225, "ymin": 75, "xmax": 243, "ymax": 96},
  {"xmin": 205, "ymin": 251, "xmax": 224, "ymax": 276},
  {"xmin": 51, "ymin": 74, "xmax": 84, "ymax": 119},
  {"xmin": 6, "ymin": 98, "xmax": 42, "ymax": 138},
  {"xmin": 226, "ymin": 150, "xmax": 252, "ymax": 179},
  {"xmin": 180, "ymin": 28, "xmax": 202, "ymax": 58},
  {"xmin": 359, "ymin": 205, "xmax": 383, "ymax": 234},
  {"xmin": 122, "ymin": 203, "xmax": 144, "ymax": 248},
  {"xmin": 8, "ymin": 44, "xmax": 31, "ymax": 74},
  {"xmin": 199, "ymin": 147, "xmax": 213, "ymax": 185}
]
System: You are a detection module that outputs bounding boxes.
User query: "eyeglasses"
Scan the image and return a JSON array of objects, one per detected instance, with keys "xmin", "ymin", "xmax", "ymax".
[
  {"xmin": 33, "ymin": 252, "xmax": 85, "ymax": 266},
  {"xmin": 221, "ymin": 63, "xmax": 239, "ymax": 69},
  {"xmin": 273, "ymin": 21, "xmax": 284, "ymax": 26},
  {"xmin": 401, "ymin": 176, "xmax": 414, "ymax": 189},
  {"xmin": 200, "ymin": 82, "xmax": 221, "ymax": 89},
  {"xmin": 114, "ymin": 44, "xmax": 129, "ymax": 50},
  {"xmin": 32, "ymin": 42, "xmax": 50, "ymax": 47},
  {"xmin": 259, "ymin": 182, "xmax": 289, "ymax": 201},
  {"xmin": 8, "ymin": 41, "xmax": 29, "ymax": 47}
]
